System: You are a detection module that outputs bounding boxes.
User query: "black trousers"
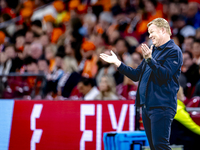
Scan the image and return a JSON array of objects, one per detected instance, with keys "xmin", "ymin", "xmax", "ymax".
[{"xmin": 142, "ymin": 105, "xmax": 176, "ymax": 150}]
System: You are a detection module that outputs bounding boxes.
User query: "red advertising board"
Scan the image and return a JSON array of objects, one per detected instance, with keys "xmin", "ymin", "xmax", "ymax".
[{"xmin": 9, "ymin": 100, "xmax": 135, "ymax": 150}]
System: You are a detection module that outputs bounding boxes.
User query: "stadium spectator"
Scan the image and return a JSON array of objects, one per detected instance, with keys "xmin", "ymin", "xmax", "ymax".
[
  {"xmin": 1, "ymin": 44, "xmax": 23, "ymax": 74},
  {"xmin": 24, "ymin": 56, "xmax": 39, "ymax": 74},
  {"xmin": 136, "ymin": 0, "xmax": 163, "ymax": 35},
  {"xmin": 81, "ymin": 40, "xmax": 98, "ymax": 78},
  {"xmin": 193, "ymin": 64, "xmax": 200, "ymax": 96},
  {"xmin": 44, "ymin": 48, "xmax": 65, "ymax": 97},
  {"xmin": 98, "ymin": 11, "xmax": 113, "ymax": 32},
  {"xmin": 96, "ymin": 50, "xmax": 116, "ymax": 86},
  {"xmin": 186, "ymin": 1, "xmax": 200, "ymax": 29},
  {"xmin": 30, "ymin": 42, "xmax": 43, "ymax": 60},
  {"xmin": 45, "ymin": 44, "xmax": 57, "ymax": 72},
  {"xmin": 37, "ymin": 56, "xmax": 49, "ymax": 75},
  {"xmin": 57, "ymin": 56, "xmax": 81, "ymax": 98},
  {"xmin": 118, "ymin": 52, "xmax": 143, "ymax": 100},
  {"xmin": 131, "ymin": 51, "xmax": 143, "ymax": 67},
  {"xmin": 108, "ymin": 30, "xmax": 120, "ymax": 45},
  {"xmin": 192, "ymin": 39, "xmax": 200, "ymax": 65},
  {"xmin": 25, "ymin": 30, "xmax": 34, "ymax": 43},
  {"xmin": 182, "ymin": 51, "xmax": 200, "ymax": 85},
  {"xmin": 40, "ymin": 33, "xmax": 50, "ymax": 47},
  {"xmin": 95, "ymin": 75, "xmax": 119, "ymax": 100},
  {"xmin": 171, "ymin": 15, "xmax": 196, "ymax": 38},
  {"xmin": 82, "ymin": 13, "xmax": 97, "ymax": 37},
  {"xmin": 114, "ymin": 38, "xmax": 132, "ymax": 64},
  {"xmin": 31, "ymin": 20, "xmax": 43, "ymax": 35},
  {"xmin": 195, "ymin": 27, "xmax": 200, "ymax": 39},
  {"xmin": 76, "ymin": 77, "xmax": 99, "ymax": 100},
  {"xmin": 181, "ymin": 51, "xmax": 200, "ymax": 98},
  {"xmin": 182, "ymin": 36, "xmax": 195, "ymax": 52}
]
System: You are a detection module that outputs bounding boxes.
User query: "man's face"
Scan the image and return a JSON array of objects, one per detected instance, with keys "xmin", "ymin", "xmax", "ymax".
[
  {"xmin": 15, "ymin": 36, "xmax": 25, "ymax": 49},
  {"xmin": 5, "ymin": 46, "xmax": 16, "ymax": 59},
  {"xmin": 26, "ymin": 63, "xmax": 39, "ymax": 74},
  {"xmin": 55, "ymin": 56, "xmax": 62, "ymax": 68},
  {"xmin": 108, "ymin": 30, "xmax": 120, "ymax": 44},
  {"xmin": 38, "ymin": 60, "xmax": 49, "ymax": 73},
  {"xmin": 132, "ymin": 53, "xmax": 142, "ymax": 66},
  {"xmin": 144, "ymin": 0, "xmax": 155, "ymax": 13},
  {"xmin": 77, "ymin": 82, "xmax": 91, "ymax": 96},
  {"xmin": 148, "ymin": 24, "xmax": 163, "ymax": 47},
  {"xmin": 184, "ymin": 38, "xmax": 193, "ymax": 52},
  {"xmin": 183, "ymin": 53, "xmax": 193, "ymax": 68},
  {"xmin": 40, "ymin": 34, "xmax": 49, "ymax": 47},
  {"xmin": 25, "ymin": 31, "xmax": 34, "ymax": 43},
  {"xmin": 192, "ymin": 42, "xmax": 200, "ymax": 57},
  {"xmin": 30, "ymin": 44, "xmax": 43, "ymax": 59},
  {"xmin": 115, "ymin": 40, "xmax": 127, "ymax": 56},
  {"xmin": 187, "ymin": 2, "xmax": 198, "ymax": 17}
]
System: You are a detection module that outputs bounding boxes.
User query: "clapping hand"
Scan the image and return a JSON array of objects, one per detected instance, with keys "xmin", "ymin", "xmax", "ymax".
[
  {"xmin": 141, "ymin": 44, "xmax": 153, "ymax": 59},
  {"xmin": 100, "ymin": 50, "xmax": 121, "ymax": 67}
]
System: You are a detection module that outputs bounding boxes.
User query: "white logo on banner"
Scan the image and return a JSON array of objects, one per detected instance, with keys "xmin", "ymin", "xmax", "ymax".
[
  {"xmin": 108, "ymin": 104, "xmax": 128, "ymax": 132},
  {"xmin": 96, "ymin": 104, "xmax": 102, "ymax": 150},
  {"xmin": 30, "ymin": 104, "xmax": 43, "ymax": 150},
  {"xmin": 80, "ymin": 104, "xmax": 95, "ymax": 150},
  {"xmin": 80, "ymin": 104, "xmax": 135, "ymax": 150}
]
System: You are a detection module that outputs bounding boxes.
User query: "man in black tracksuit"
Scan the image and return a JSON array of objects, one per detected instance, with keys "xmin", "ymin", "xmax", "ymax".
[{"xmin": 100, "ymin": 18, "xmax": 183, "ymax": 150}]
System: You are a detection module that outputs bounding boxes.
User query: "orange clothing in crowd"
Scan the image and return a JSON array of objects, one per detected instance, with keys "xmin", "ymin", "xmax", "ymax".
[
  {"xmin": 94, "ymin": 0, "xmax": 111, "ymax": 11},
  {"xmin": 137, "ymin": 11, "xmax": 163, "ymax": 34},
  {"xmin": 23, "ymin": 0, "xmax": 35, "ymax": 9},
  {"xmin": 82, "ymin": 55, "xmax": 98, "ymax": 78},
  {"xmin": 81, "ymin": 41, "xmax": 98, "ymax": 78},
  {"xmin": 44, "ymin": 14, "xmax": 55, "ymax": 23},
  {"xmin": 51, "ymin": 28, "xmax": 63, "ymax": 43},
  {"xmin": 81, "ymin": 41, "xmax": 96, "ymax": 52},
  {"xmin": 20, "ymin": 8, "xmax": 33, "ymax": 19},
  {"xmin": 137, "ymin": 3, "xmax": 164, "ymax": 35},
  {"xmin": 95, "ymin": 25, "xmax": 104, "ymax": 34},
  {"xmin": 77, "ymin": 4, "xmax": 87, "ymax": 14},
  {"xmin": 53, "ymin": 0, "xmax": 65, "ymax": 13},
  {"xmin": 49, "ymin": 59, "xmax": 56, "ymax": 72},
  {"xmin": 68, "ymin": 0, "xmax": 80, "ymax": 10},
  {"xmin": 0, "ymin": 31, "xmax": 6, "ymax": 44}
]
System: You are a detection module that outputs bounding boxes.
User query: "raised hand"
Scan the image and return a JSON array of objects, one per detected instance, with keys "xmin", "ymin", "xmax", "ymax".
[
  {"xmin": 141, "ymin": 44, "xmax": 153, "ymax": 59},
  {"xmin": 100, "ymin": 50, "xmax": 121, "ymax": 67}
]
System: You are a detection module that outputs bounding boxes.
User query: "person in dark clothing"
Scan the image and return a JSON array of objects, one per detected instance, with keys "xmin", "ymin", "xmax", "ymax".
[
  {"xmin": 181, "ymin": 51, "xmax": 200, "ymax": 98},
  {"xmin": 57, "ymin": 56, "xmax": 81, "ymax": 98},
  {"xmin": 100, "ymin": 18, "xmax": 183, "ymax": 150},
  {"xmin": 193, "ymin": 65, "xmax": 200, "ymax": 96},
  {"xmin": 182, "ymin": 51, "xmax": 200, "ymax": 86},
  {"xmin": 1, "ymin": 44, "xmax": 23, "ymax": 74}
]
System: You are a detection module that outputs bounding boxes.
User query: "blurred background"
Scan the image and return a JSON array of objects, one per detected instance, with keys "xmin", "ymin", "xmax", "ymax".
[
  {"xmin": 0, "ymin": 0, "xmax": 200, "ymax": 101},
  {"xmin": 0, "ymin": 0, "xmax": 200, "ymax": 149}
]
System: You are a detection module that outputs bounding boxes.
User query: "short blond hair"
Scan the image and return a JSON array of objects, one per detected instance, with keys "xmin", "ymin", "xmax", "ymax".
[{"xmin": 147, "ymin": 18, "xmax": 172, "ymax": 36}]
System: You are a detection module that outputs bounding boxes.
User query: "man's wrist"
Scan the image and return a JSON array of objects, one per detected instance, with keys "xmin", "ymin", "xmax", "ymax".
[
  {"xmin": 145, "ymin": 56, "xmax": 152, "ymax": 63},
  {"xmin": 115, "ymin": 59, "xmax": 121, "ymax": 67}
]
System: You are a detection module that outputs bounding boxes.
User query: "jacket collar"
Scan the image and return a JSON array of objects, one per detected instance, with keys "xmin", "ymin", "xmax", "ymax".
[{"xmin": 155, "ymin": 39, "xmax": 174, "ymax": 50}]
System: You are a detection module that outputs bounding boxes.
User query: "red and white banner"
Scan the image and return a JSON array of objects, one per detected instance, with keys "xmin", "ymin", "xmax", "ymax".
[{"xmin": 8, "ymin": 100, "xmax": 135, "ymax": 150}]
